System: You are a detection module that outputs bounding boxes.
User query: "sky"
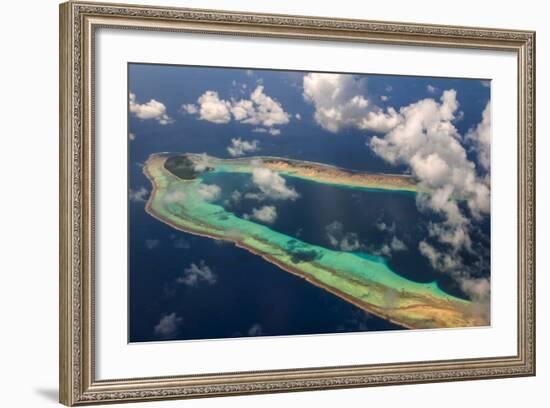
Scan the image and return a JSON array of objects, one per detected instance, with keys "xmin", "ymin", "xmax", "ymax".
[{"xmin": 128, "ymin": 63, "xmax": 491, "ymax": 341}]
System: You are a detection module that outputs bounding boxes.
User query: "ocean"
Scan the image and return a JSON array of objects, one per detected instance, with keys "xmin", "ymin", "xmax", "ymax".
[{"xmin": 128, "ymin": 63, "xmax": 491, "ymax": 342}]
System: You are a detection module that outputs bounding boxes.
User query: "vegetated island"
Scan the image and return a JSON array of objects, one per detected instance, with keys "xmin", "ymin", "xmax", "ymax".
[{"xmin": 143, "ymin": 153, "xmax": 489, "ymax": 330}]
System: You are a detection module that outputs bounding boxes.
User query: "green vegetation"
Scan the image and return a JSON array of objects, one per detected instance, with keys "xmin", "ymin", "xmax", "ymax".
[{"xmin": 144, "ymin": 153, "xmax": 488, "ymax": 330}]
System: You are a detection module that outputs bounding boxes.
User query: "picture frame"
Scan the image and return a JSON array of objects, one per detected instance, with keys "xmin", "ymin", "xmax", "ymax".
[{"xmin": 59, "ymin": 1, "xmax": 536, "ymax": 405}]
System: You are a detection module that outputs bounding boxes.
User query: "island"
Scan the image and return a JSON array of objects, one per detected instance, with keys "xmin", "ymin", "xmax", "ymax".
[{"xmin": 143, "ymin": 152, "xmax": 488, "ymax": 330}]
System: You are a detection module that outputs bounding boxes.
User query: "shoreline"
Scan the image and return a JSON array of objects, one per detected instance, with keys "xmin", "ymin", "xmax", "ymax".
[
  {"xmin": 145, "ymin": 201, "xmax": 414, "ymax": 330},
  {"xmin": 162, "ymin": 152, "xmax": 419, "ymax": 193},
  {"xmin": 142, "ymin": 155, "xmax": 487, "ymax": 331},
  {"xmin": 143, "ymin": 157, "xmax": 415, "ymax": 329}
]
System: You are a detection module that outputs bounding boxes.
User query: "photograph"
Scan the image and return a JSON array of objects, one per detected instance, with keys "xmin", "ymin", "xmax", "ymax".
[
  {"xmin": 128, "ymin": 64, "xmax": 492, "ymax": 342},
  {"xmin": 54, "ymin": 1, "xmax": 537, "ymax": 405}
]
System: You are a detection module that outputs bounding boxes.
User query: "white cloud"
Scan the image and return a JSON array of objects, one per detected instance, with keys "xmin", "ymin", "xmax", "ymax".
[
  {"xmin": 295, "ymin": 113, "xmax": 302, "ymax": 120},
  {"xmin": 380, "ymin": 95, "xmax": 390, "ymax": 102},
  {"xmin": 426, "ymin": 84, "xmax": 438, "ymax": 94},
  {"xmin": 459, "ymin": 277, "xmax": 490, "ymax": 302},
  {"xmin": 385, "ymin": 85, "xmax": 393, "ymax": 92},
  {"xmin": 231, "ymin": 190, "xmax": 242, "ymax": 203},
  {"xmin": 177, "ymin": 260, "xmax": 217, "ymax": 286},
  {"xmin": 466, "ymin": 102, "xmax": 491, "ymax": 171},
  {"xmin": 379, "ymin": 244, "xmax": 392, "ymax": 257},
  {"xmin": 250, "ymin": 167, "xmax": 299, "ymax": 201},
  {"xmin": 245, "ymin": 69, "xmax": 254, "ymax": 77},
  {"xmin": 227, "ymin": 138, "xmax": 260, "ymax": 157},
  {"xmin": 302, "ymin": 73, "xmax": 402, "ymax": 133},
  {"xmin": 231, "ymin": 85, "xmax": 290, "ymax": 127},
  {"xmin": 129, "ymin": 132, "xmax": 136, "ymax": 141},
  {"xmin": 181, "ymin": 103, "xmax": 198, "ymax": 114},
  {"xmin": 481, "ymin": 80, "xmax": 491, "ymax": 88},
  {"xmin": 129, "ymin": 186, "xmax": 149, "ymax": 202},
  {"xmin": 129, "ymin": 93, "xmax": 173, "ymax": 125},
  {"xmin": 195, "ymin": 91, "xmax": 232, "ymax": 124},
  {"xmin": 173, "ymin": 238, "xmax": 190, "ymax": 249},
  {"xmin": 303, "ymin": 73, "xmax": 367, "ymax": 133},
  {"xmin": 224, "ymin": 190, "xmax": 243, "ymax": 207},
  {"xmin": 362, "ymin": 90, "xmax": 491, "ymax": 303},
  {"xmin": 163, "ymin": 189, "xmax": 186, "ymax": 205},
  {"xmin": 145, "ymin": 239, "xmax": 160, "ymax": 250},
  {"xmin": 251, "ymin": 127, "xmax": 280, "ymax": 135},
  {"xmin": 244, "ymin": 205, "xmax": 278, "ymax": 224},
  {"xmin": 325, "ymin": 221, "xmax": 361, "ymax": 251},
  {"xmin": 191, "ymin": 153, "xmax": 213, "ymax": 172},
  {"xmin": 375, "ymin": 221, "xmax": 396, "ymax": 233},
  {"xmin": 153, "ymin": 312, "xmax": 182, "ymax": 338},
  {"xmin": 325, "ymin": 220, "xmax": 407, "ymax": 257},
  {"xmin": 419, "ymin": 240, "xmax": 490, "ymax": 303},
  {"xmin": 247, "ymin": 323, "xmax": 263, "ymax": 336},
  {"xmin": 372, "ymin": 221, "xmax": 408, "ymax": 256},
  {"xmin": 390, "ymin": 236, "xmax": 407, "ymax": 252},
  {"xmin": 369, "ymin": 90, "xmax": 490, "ymax": 258},
  {"xmin": 185, "ymin": 86, "xmax": 290, "ymax": 129},
  {"xmin": 197, "ymin": 184, "xmax": 221, "ymax": 202},
  {"xmin": 419, "ymin": 240, "xmax": 460, "ymax": 273}
]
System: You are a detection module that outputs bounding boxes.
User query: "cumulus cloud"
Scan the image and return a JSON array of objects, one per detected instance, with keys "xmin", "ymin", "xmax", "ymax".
[
  {"xmin": 227, "ymin": 138, "xmax": 260, "ymax": 157},
  {"xmin": 247, "ymin": 323, "xmax": 263, "ymax": 336},
  {"xmin": 230, "ymin": 190, "xmax": 242, "ymax": 203},
  {"xmin": 173, "ymin": 238, "xmax": 190, "ymax": 249},
  {"xmin": 248, "ymin": 167, "xmax": 299, "ymax": 201},
  {"xmin": 326, "ymin": 220, "xmax": 407, "ymax": 256},
  {"xmin": 302, "ymin": 73, "xmax": 402, "ymax": 133},
  {"xmin": 390, "ymin": 236, "xmax": 407, "ymax": 251},
  {"xmin": 177, "ymin": 260, "xmax": 217, "ymax": 286},
  {"xmin": 231, "ymin": 85, "xmax": 290, "ymax": 127},
  {"xmin": 129, "ymin": 186, "xmax": 149, "ymax": 202},
  {"xmin": 224, "ymin": 190, "xmax": 243, "ymax": 207},
  {"xmin": 375, "ymin": 221, "xmax": 396, "ymax": 234},
  {"xmin": 302, "ymin": 81, "xmax": 490, "ymax": 301},
  {"xmin": 325, "ymin": 221, "xmax": 361, "ymax": 251},
  {"xmin": 129, "ymin": 132, "xmax": 136, "ymax": 141},
  {"xmin": 191, "ymin": 153, "xmax": 213, "ymax": 172},
  {"xmin": 197, "ymin": 184, "xmax": 221, "ymax": 202},
  {"xmin": 145, "ymin": 239, "xmax": 160, "ymax": 250},
  {"xmin": 184, "ymin": 85, "xmax": 290, "ymax": 133},
  {"xmin": 195, "ymin": 91, "xmax": 232, "ymax": 124},
  {"xmin": 366, "ymin": 90, "xmax": 492, "ymax": 304},
  {"xmin": 426, "ymin": 84, "xmax": 438, "ymax": 94},
  {"xmin": 459, "ymin": 277, "xmax": 491, "ymax": 302},
  {"xmin": 129, "ymin": 93, "xmax": 173, "ymax": 125},
  {"xmin": 419, "ymin": 240, "xmax": 490, "ymax": 302},
  {"xmin": 163, "ymin": 189, "xmax": 186, "ymax": 205},
  {"xmin": 244, "ymin": 205, "xmax": 278, "ymax": 224},
  {"xmin": 153, "ymin": 312, "xmax": 182, "ymax": 338},
  {"xmin": 369, "ymin": 91, "xmax": 490, "ymax": 256},
  {"xmin": 181, "ymin": 103, "xmax": 198, "ymax": 114},
  {"xmin": 466, "ymin": 102, "xmax": 491, "ymax": 172}
]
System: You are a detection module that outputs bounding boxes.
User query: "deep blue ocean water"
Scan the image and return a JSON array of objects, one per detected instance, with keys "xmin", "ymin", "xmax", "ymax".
[{"xmin": 128, "ymin": 63, "xmax": 491, "ymax": 342}]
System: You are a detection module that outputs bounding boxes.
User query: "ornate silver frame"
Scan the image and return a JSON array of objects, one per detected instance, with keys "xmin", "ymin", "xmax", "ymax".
[{"xmin": 59, "ymin": 1, "xmax": 536, "ymax": 405}]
